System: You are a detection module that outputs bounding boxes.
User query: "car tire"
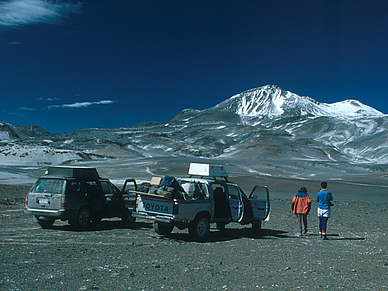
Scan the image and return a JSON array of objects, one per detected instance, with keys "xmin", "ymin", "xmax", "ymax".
[
  {"xmin": 216, "ymin": 222, "xmax": 226, "ymax": 231},
  {"xmin": 123, "ymin": 214, "xmax": 136, "ymax": 225},
  {"xmin": 36, "ymin": 217, "xmax": 54, "ymax": 229},
  {"xmin": 252, "ymin": 219, "xmax": 262, "ymax": 231},
  {"xmin": 77, "ymin": 208, "xmax": 91, "ymax": 230},
  {"xmin": 153, "ymin": 221, "xmax": 174, "ymax": 235},
  {"xmin": 189, "ymin": 215, "xmax": 210, "ymax": 241}
]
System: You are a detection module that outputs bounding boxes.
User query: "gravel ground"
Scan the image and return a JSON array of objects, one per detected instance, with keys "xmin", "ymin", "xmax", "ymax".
[{"xmin": 1, "ymin": 184, "xmax": 388, "ymax": 290}]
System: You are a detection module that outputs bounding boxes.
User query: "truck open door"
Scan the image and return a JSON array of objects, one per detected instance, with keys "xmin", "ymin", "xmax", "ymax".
[
  {"xmin": 226, "ymin": 184, "xmax": 245, "ymax": 222},
  {"xmin": 248, "ymin": 185, "xmax": 270, "ymax": 221},
  {"xmin": 120, "ymin": 179, "xmax": 138, "ymax": 223}
]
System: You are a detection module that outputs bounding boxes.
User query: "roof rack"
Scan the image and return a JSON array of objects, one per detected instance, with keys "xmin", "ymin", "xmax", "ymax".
[
  {"xmin": 188, "ymin": 163, "xmax": 228, "ymax": 181},
  {"xmin": 46, "ymin": 166, "xmax": 99, "ymax": 178}
]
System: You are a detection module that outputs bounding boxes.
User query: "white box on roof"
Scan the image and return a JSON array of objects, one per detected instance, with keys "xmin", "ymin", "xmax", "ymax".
[
  {"xmin": 188, "ymin": 163, "xmax": 228, "ymax": 178},
  {"xmin": 150, "ymin": 177, "xmax": 162, "ymax": 185}
]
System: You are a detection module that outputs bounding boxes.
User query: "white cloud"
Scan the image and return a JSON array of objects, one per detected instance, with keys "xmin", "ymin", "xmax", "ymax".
[
  {"xmin": 46, "ymin": 97, "xmax": 60, "ymax": 101},
  {"xmin": 18, "ymin": 107, "xmax": 36, "ymax": 111},
  {"xmin": 0, "ymin": 0, "xmax": 82, "ymax": 28},
  {"xmin": 39, "ymin": 97, "xmax": 61, "ymax": 101},
  {"xmin": 48, "ymin": 100, "xmax": 117, "ymax": 109}
]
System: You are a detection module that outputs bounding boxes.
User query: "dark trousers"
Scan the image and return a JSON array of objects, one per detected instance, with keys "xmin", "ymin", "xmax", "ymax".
[
  {"xmin": 319, "ymin": 216, "xmax": 329, "ymax": 233},
  {"xmin": 296, "ymin": 214, "xmax": 308, "ymax": 233}
]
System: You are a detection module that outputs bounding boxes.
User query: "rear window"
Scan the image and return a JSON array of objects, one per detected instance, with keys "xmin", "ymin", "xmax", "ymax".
[
  {"xmin": 180, "ymin": 180, "xmax": 209, "ymax": 199},
  {"xmin": 31, "ymin": 178, "xmax": 66, "ymax": 194}
]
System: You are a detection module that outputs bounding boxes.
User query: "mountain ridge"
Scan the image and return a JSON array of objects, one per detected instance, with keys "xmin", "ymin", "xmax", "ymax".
[
  {"xmin": 211, "ymin": 85, "xmax": 384, "ymax": 120},
  {"xmin": 0, "ymin": 85, "xmax": 387, "ymax": 183}
]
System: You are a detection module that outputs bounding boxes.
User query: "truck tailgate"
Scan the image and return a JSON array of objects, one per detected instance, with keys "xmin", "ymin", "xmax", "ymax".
[{"xmin": 136, "ymin": 194, "xmax": 174, "ymax": 216}]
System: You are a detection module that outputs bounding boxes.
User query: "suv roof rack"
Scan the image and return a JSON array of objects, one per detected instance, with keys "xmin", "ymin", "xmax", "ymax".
[{"xmin": 188, "ymin": 163, "xmax": 228, "ymax": 180}]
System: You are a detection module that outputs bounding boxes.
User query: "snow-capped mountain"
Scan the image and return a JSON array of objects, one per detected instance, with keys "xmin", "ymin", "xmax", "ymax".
[
  {"xmin": 1, "ymin": 85, "xmax": 387, "ymax": 183},
  {"xmin": 214, "ymin": 85, "xmax": 384, "ymax": 120}
]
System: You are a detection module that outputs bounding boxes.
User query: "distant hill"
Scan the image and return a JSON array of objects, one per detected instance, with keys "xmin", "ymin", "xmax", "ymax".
[
  {"xmin": 16, "ymin": 125, "xmax": 53, "ymax": 137},
  {"xmin": 0, "ymin": 122, "xmax": 29, "ymax": 139},
  {"xmin": 1, "ymin": 85, "xmax": 387, "ymax": 182}
]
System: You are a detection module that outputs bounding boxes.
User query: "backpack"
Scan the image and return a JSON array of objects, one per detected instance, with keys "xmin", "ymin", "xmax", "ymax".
[{"xmin": 157, "ymin": 175, "xmax": 184, "ymax": 199}]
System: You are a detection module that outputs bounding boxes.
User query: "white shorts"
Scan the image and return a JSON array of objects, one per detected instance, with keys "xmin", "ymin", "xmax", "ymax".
[{"xmin": 317, "ymin": 207, "xmax": 331, "ymax": 218}]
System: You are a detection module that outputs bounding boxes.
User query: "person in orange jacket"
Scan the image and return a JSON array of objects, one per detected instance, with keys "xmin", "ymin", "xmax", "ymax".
[{"xmin": 292, "ymin": 187, "xmax": 311, "ymax": 236}]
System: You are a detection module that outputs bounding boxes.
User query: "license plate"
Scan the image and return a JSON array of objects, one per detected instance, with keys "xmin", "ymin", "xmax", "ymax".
[{"xmin": 39, "ymin": 198, "xmax": 49, "ymax": 204}]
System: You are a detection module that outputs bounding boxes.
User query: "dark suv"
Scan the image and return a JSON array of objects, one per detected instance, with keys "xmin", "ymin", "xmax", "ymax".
[{"xmin": 24, "ymin": 166, "xmax": 136, "ymax": 229}]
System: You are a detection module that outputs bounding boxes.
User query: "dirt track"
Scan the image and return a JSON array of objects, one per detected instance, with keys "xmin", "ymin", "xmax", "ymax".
[{"xmin": 1, "ymin": 184, "xmax": 388, "ymax": 290}]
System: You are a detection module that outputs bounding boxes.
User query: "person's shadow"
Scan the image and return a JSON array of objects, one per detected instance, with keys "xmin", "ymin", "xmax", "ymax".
[{"xmin": 304, "ymin": 233, "xmax": 365, "ymax": 240}]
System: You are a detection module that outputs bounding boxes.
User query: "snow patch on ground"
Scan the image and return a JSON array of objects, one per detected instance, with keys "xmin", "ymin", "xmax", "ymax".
[
  {"xmin": 0, "ymin": 171, "xmax": 36, "ymax": 185},
  {"xmin": 0, "ymin": 145, "xmax": 84, "ymax": 166}
]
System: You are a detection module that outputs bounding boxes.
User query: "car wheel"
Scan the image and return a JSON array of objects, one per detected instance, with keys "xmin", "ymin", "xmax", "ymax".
[
  {"xmin": 189, "ymin": 215, "xmax": 210, "ymax": 241},
  {"xmin": 153, "ymin": 221, "xmax": 174, "ymax": 235},
  {"xmin": 216, "ymin": 222, "xmax": 226, "ymax": 231},
  {"xmin": 36, "ymin": 217, "xmax": 54, "ymax": 229},
  {"xmin": 252, "ymin": 219, "xmax": 262, "ymax": 231},
  {"xmin": 122, "ymin": 213, "xmax": 136, "ymax": 225},
  {"xmin": 77, "ymin": 208, "xmax": 91, "ymax": 230}
]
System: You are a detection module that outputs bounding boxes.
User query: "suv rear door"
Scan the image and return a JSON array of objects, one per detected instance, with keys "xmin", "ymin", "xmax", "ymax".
[{"xmin": 28, "ymin": 178, "xmax": 66, "ymax": 211}]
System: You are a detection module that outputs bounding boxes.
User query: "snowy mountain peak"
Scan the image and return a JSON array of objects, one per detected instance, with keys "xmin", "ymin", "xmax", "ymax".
[
  {"xmin": 321, "ymin": 99, "xmax": 384, "ymax": 118},
  {"xmin": 214, "ymin": 85, "xmax": 384, "ymax": 120}
]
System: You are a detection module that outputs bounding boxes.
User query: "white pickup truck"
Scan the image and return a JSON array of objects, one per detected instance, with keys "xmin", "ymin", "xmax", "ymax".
[{"xmin": 132, "ymin": 163, "xmax": 270, "ymax": 240}]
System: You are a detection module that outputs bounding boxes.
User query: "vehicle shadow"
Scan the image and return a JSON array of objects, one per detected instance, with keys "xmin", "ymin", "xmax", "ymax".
[
  {"xmin": 163, "ymin": 227, "xmax": 289, "ymax": 243},
  {"xmin": 163, "ymin": 230, "xmax": 366, "ymax": 242},
  {"xmin": 49, "ymin": 220, "xmax": 152, "ymax": 232}
]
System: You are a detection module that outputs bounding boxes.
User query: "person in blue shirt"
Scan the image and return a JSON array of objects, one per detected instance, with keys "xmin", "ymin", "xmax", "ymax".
[{"xmin": 316, "ymin": 181, "xmax": 333, "ymax": 240}]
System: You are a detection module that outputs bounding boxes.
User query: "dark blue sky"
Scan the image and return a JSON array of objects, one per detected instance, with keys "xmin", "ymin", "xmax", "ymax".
[{"xmin": 1, "ymin": 0, "xmax": 387, "ymax": 133}]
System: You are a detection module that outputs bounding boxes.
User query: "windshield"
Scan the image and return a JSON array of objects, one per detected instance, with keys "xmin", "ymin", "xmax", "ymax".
[{"xmin": 31, "ymin": 178, "xmax": 66, "ymax": 194}]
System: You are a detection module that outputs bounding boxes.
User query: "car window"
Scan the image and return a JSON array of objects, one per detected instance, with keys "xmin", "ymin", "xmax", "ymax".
[
  {"xmin": 85, "ymin": 181, "xmax": 100, "ymax": 198},
  {"xmin": 238, "ymin": 187, "xmax": 247, "ymax": 197},
  {"xmin": 68, "ymin": 181, "xmax": 82, "ymax": 195},
  {"xmin": 100, "ymin": 181, "xmax": 113, "ymax": 195},
  {"xmin": 180, "ymin": 180, "xmax": 209, "ymax": 199},
  {"xmin": 227, "ymin": 185, "xmax": 239, "ymax": 200},
  {"xmin": 31, "ymin": 179, "xmax": 65, "ymax": 194}
]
